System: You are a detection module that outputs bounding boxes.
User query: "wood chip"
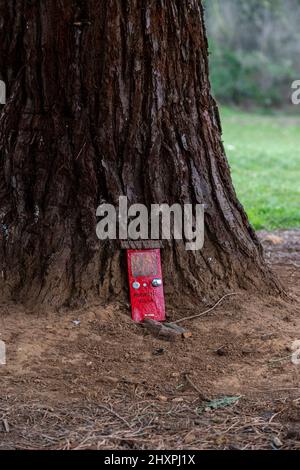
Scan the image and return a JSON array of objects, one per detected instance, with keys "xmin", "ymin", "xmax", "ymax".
[
  {"xmin": 182, "ymin": 332, "xmax": 193, "ymax": 339},
  {"xmin": 158, "ymin": 395, "xmax": 168, "ymax": 402},
  {"xmin": 142, "ymin": 319, "xmax": 191, "ymax": 341}
]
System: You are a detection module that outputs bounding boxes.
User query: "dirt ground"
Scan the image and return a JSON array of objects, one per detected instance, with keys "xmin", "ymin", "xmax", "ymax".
[{"xmin": 0, "ymin": 230, "xmax": 299, "ymax": 450}]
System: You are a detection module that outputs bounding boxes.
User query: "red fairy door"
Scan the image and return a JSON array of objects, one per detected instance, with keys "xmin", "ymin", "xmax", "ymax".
[{"xmin": 127, "ymin": 249, "xmax": 166, "ymax": 323}]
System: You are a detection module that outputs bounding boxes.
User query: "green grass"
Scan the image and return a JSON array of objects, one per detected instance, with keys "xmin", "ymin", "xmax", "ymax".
[{"xmin": 220, "ymin": 107, "xmax": 300, "ymax": 230}]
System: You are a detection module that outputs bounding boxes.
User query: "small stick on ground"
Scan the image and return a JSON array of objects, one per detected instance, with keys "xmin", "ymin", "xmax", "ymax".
[
  {"xmin": 97, "ymin": 405, "xmax": 133, "ymax": 429},
  {"xmin": 268, "ymin": 354, "xmax": 293, "ymax": 364},
  {"xmin": 171, "ymin": 293, "xmax": 239, "ymax": 325},
  {"xmin": 184, "ymin": 374, "xmax": 210, "ymax": 402}
]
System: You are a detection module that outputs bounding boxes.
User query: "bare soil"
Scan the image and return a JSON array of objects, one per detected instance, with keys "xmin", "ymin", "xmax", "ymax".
[{"xmin": 0, "ymin": 230, "xmax": 299, "ymax": 450}]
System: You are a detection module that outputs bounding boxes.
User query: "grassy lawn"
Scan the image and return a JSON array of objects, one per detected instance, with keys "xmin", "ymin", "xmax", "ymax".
[{"xmin": 220, "ymin": 107, "xmax": 300, "ymax": 230}]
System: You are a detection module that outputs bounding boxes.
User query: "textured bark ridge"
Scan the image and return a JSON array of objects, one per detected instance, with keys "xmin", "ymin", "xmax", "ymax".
[{"xmin": 0, "ymin": 0, "xmax": 281, "ymax": 308}]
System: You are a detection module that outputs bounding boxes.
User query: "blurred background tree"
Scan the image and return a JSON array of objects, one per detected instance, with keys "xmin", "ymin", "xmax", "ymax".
[
  {"xmin": 204, "ymin": 0, "xmax": 300, "ymax": 107},
  {"xmin": 203, "ymin": 0, "xmax": 300, "ymax": 231}
]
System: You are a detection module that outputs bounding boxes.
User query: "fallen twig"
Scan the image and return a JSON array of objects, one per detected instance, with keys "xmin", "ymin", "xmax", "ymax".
[
  {"xmin": 268, "ymin": 354, "xmax": 293, "ymax": 364},
  {"xmin": 184, "ymin": 374, "xmax": 210, "ymax": 402},
  {"xmin": 171, "ymin": 293, "xmax": 239, "ymax": 325},
  {"xmin": 289, "ymin": 262, "xmax": 300, "ymax": 269},
  {"xmin": 97, "ymin": 405, "xmax": 133, "ymax": 429}
]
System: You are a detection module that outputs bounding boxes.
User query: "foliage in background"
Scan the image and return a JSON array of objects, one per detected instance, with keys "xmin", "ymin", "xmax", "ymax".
[
  {"xmin": 204, "ymin": 0, "xmax": 300, "ymax": 107},
  {"xmin": 222, "ymin": 107, "xmax": 300, "ymax": 229}
]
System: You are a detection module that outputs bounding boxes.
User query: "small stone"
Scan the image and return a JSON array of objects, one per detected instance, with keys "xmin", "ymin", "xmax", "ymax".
[
  {"xmin": 158, "ymin": 396, "xmax": 168, "ymax": 402},
  {"xmin": 184, "ymin": 432, "xmax": 196, "ymax": 444},
  {"xmin": 182, "ymin": 332, "xmax": 193, "ymax": 339},
  {"xmin": 141, "ymin": 352, "xmax": 152, "ymax": 361},
  {"xmin": 153, "ymin": 348, "xmax": 165, "ymax": 356},
  {"xmin": 272, "ymin": 436, "xmax": 283, "ymax": 448},
  {"xmin": 216, "ymin": 347, "xmax": 227, "ymax": 356}
]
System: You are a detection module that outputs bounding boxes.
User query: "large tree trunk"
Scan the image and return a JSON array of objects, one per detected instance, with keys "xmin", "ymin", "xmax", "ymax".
[{"xmin": 0, "ymin": 0, "xmax": 281, "ymax": 309}]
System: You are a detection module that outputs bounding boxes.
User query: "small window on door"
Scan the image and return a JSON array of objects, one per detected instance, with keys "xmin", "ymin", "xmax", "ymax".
[{"xmin": 131, "ymin": 252, "xmax": 158, "ymax": 277}]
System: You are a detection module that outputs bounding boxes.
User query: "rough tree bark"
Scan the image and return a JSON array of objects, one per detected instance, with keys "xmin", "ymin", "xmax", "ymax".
[{"xmin": 0, "ymin": 0, "xmax": 281, "ymax": 309}]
